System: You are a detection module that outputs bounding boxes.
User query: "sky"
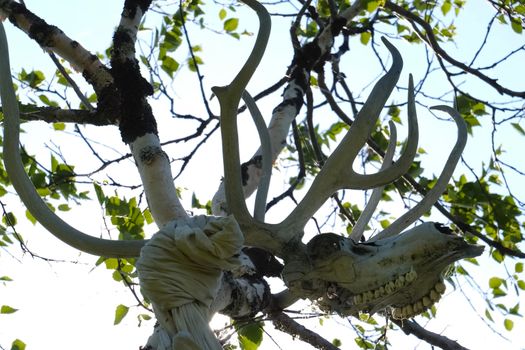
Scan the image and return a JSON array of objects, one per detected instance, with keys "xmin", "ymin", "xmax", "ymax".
[{"xmin": 1, "ymin": 0, "xmax": 525, "ymax": 349}]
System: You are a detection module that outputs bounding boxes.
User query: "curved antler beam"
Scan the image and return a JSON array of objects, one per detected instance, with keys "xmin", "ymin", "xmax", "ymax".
[
  {"xmin": 372, "ymin": 105, "xmax": 468, "ymax": 240},
  {"xmin": 242, "ymin": 90, "xmax": 272, "ymax": 222},
  {"xmin": 280, "ymin": 39, "xmax": 419, "ymax": 236},
  {"xmin": 350, "ymin": 121, "xmax": 398, "ymax": 242},
  {"xmin": 0, "ymin": 23, "xmax": 144, "ymax": 258},
  {"xmin": 212, "ymin": 0, "xmax": 271, "ymax": 228}
]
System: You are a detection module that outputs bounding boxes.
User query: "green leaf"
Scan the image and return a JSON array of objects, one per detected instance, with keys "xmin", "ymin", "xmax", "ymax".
[
  {"xmin": 219, "ymin": 8, "xmax": 227, "ymax": 20},
  {"xmin": 489, "ymin": 276, "xmax": 503, "ymax": 288},
  {"xmin": 25, "ymin": 209, "xmax": 37, "ymax": 225},
  {"xmin": 379, "ymin": 219, "xmax": 390, "ymax": 228},
  {"xmin": 114, "ymin": 304, "xmax": 129, "ymax": 325},
  {"xmin": 39, "ymin": 94, "xmax": 59, "ymax": 107},
  {"xmin": 104, "ymin": 258, "xmax": 119, "ymax": 270},
  {"xmin": 19, "ymin": 69, "xmax": 45, "ymax": 88},
  {"xmin": 143, "ymin": 208, "xmax": 154, "ymax": 225},
  {"xmin": 516, "ymin": 262, "xmax": 524, "ymax": 273},
  {"xmin": 310, "ymin": 75, "xmax": 318, "ymax": 86},
  {"xmin": 492, "ymin": 249, "xmax": 504, "ymax": 263},
  {"xmin": 511, "ymin": 123, "xmax": 525, "ymax": 136},
  {"xmin": 112, "ymin": 270, "xmax": 123, "ymax": 282},
  {"xmin": 517, "ymin": 280, "xmax": 525, "ymax": 290},
  {"xmin": 485, "ymin": 308, "xmax": 494, "ymax": 322},
  {"xmin": 161, "ymin": 55, "xmax": 180, "ymax": 77},
  {"xmin": 139, "ymin": 313, "xmax": 152, "ymax": 320},
  {"xmin": 509, "ymin": 303, "xmax": 520, "ymax": 315},
  {"xmin": 224, "ymin": 18, "xmax": 239, "ymax": 32},
  {"xmin": 504, "ymin": 318, "xmax": 514, "ymax": 331},
  {"xmin": 332, "ymin": 338, "xmax": 342, "ymax": 347},
  {"xmin": 510, "ymin": 18, "xmax": 522, "ymax": 34},
  {"xmin": 93, "ymin": 183, "xmax": 106, "ymax": 205},
  {"xmin": 10, "ymin": 339, "xmax": 26, "ymax": 350},
  {"xmin": 58, "ymin": 204, "xmax": 71, "ymax": 211},
  {"xmin": 493, "ymin": 287, "xmax": 507, "ymax": 297},
  {"xmin": 53, "ymin": 122, "xmax": 66, "ymax": 131},
  {"xmin": 1, "ymin": 305, "xmax": 18, "ymax": 314},
  {"xmin": 441, "ymin": 0, "xmax": 452, "ymax": 15},
  {"xmin": 366, "ymin": 1, "xmax": 379, "ymax": 12},
  {"xmin": 2, "ymin": 212, "xmax": 17, "ymax": 226},
  {"xmin": 187, "ymin": 55, "xmax": 204, "ymax": 72},
  {"xmin": 355, "ymin": 337, "xmax": 374, "ymax": 349},
  {"xmin": 238, "ymin": 322, "xmax": 263, "ymax": 350},
  {"xmin": 0, "ymin": 276, "xmax": 13, "ymax": 281},
  {"xmin": 360, "ymin": 31, "xmax": 371, "ymax": 45}
]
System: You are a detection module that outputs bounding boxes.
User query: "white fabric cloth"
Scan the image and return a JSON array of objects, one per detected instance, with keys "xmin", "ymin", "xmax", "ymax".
[{"xmin": 137, "ymin": 215, "xmax": 244, "ymax": 349}]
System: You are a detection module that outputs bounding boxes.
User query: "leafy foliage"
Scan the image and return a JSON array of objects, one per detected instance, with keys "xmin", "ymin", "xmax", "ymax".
[{"xmin": 0, "ymin": 0, "xmax": 524, "ymax": 348}]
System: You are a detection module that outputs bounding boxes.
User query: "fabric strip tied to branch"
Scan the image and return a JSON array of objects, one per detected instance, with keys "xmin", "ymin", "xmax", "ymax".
[{"xmin": 137, "ymin": 215, "xmax": 244, "ymax": 349}]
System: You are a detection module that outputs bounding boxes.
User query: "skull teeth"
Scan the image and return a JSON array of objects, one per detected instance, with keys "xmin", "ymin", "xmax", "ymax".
[
  {"xmin": 353, "ymin": 268, "xmax": 418, "ymax": 305},
  {"xmin": 429, "ymin": 289, "xmax": 440, "ymax": 301},
  {"xmin": 405, "ymin": 267, "xmax": 417, "ymax": 282},
  {"xmin": 391, "ymin": 280, "xmax": 447, "ymax": 319},
  {"xmin": 435, "ymin": 281, "xmax": 446, "ymax": 294}
]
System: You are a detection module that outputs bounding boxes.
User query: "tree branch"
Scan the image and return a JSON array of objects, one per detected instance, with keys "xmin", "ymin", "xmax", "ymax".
[
  {"xmin": 271, "ymin": 312, "xmax": 340, "ymax": 350},
  {"xmin": 0, "ymin": 0, "xmax": 113, "ymax": 94},
  {"xmin": 392, "ymin": 319, "xmax": 470, "ymax": 350},
  {"xmin": 384, "ymin": 1, "xmax": 525, "ymax": 98},
  {"xmin": 17, "ymin": 105, "xmax": 118, "ymax": 125}
]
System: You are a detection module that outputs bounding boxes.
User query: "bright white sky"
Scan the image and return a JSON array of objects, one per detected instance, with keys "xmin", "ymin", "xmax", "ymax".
[{"xmin": 1, "ymin": 0, "xmax": 524, "ymax": 349}]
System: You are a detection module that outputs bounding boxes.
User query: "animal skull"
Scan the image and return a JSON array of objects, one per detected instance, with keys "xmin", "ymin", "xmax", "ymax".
[{"xmin": 284, "ymin": 222, "xmax": 483, "ymax": 319}]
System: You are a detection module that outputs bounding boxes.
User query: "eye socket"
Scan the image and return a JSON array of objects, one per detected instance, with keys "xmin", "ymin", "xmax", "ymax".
[{"xmin": 433, "ymin": 223, "xmax": 454, "ymax": 235}]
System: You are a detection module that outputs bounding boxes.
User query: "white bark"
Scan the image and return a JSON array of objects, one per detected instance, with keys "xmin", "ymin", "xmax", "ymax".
[{"xmin": 131, "ymin": 134, "xmax": 189, "ymax": 227}]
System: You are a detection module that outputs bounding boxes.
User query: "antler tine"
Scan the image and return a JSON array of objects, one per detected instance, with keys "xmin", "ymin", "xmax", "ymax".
[
  {"xmin": 279, "ymin": 39, "xmax": 419, "ymax": 236},
  {"xmin": 372, "ymin": 105, "xmax": 468, "ymax": 241},
  {"xmin": 212, "ymin": 0, "xmax": 271, "ymax": 228},
  {"xmin": 242, "ymin": 90, "xmax": 272, "ymax": 222},
  {"xmin": 350, "ymin": 121, "xmax": 398, "ymax": 242}
]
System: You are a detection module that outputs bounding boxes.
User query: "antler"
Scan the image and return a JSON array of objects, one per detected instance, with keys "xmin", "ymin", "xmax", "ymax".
[
  {"xmin": 349, "ymin": 120, "xmax": 398, "ymax": 242},
  {"xmin": 278, "ymin": 41, "xmax": 419, "ymax": 239},
  {"xmin": 242, "ymin": 90, "xmax": 272, "ymax": 222},
  {"xmin": 212, "ymin": 0, "xmax": 287, "ymax": 254},
  {"xmin": 372, "ymin": 105, "xmax": 468, "ymax": 240},
  {"xmin": 215, "ymin": 34, "xmax": 420, "ymax": 252}
]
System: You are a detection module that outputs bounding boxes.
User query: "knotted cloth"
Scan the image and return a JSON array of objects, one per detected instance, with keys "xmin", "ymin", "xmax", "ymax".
[{"xmin": 136, "ymin": 215, "xmax": 244, "ymax": 349}]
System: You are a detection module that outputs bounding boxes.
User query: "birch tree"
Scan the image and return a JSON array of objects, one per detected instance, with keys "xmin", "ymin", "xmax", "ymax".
[{"xmin": 0, "ymin": 0, "xmax": 524, "ymax": 349}]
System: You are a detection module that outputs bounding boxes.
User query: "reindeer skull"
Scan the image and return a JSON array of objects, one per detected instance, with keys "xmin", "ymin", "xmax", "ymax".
[{"xmin": 283, "ymin": 222, "xmax": 483, "ymax": 319}]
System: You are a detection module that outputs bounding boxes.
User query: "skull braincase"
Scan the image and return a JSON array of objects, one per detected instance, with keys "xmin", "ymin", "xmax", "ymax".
[{"xmin": 305, "ymin": 222, "xmax": 483, "ymax": 318}]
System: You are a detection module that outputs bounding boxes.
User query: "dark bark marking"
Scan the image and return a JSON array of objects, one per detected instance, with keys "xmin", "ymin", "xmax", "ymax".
[
  {"xmin": 331, "ymin": 16, "xmax": 347, "ymax": 37},
  {"xmin": 272, "ymin": 81, "xmax": 306, "ymax": 116},
  {"xmin": 28, "ymin": 21, "xmax": 59, "ymax": 47},
  {"xmin": 123, "ymin": 0, "xmax": 153, "ymax": 18},
  {"xmin": 139, "ymin": 146, "xmax": 167, "ymax": 165},
  {"xmin": 111, "ymin": 26, "xmax": 156, "ymax": 143},
  {"xmin": 240, "ymin": 155, "xmax": 263, "ymax": 186},
  {"xmin": 4, "ymin": 1, "xmax": 61, "ymax": 47}
]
